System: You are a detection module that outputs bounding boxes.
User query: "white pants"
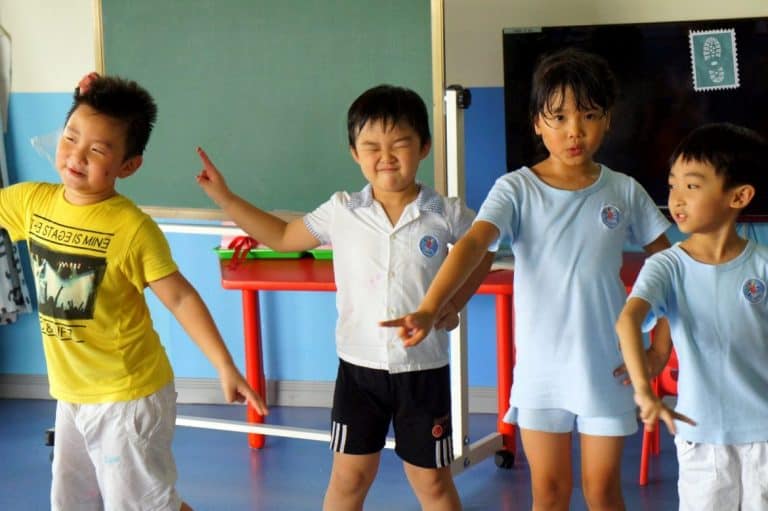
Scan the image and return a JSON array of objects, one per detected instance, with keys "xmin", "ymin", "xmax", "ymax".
[
  {"xmin": 676, "ymin": 437, "xmax": 768, "ymax": 511},
  {"xmin": 51, "ymin": 383, "xmax": 182, "ymax": 511}
]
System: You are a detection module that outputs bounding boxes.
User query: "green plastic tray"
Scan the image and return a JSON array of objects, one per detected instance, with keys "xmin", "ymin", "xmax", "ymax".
[
  {"xmin": 214, "ymin": 247, "xmax": 305, "ymax": 260},
  {"xmin": 308, "ymin": 248, "xmax": 333, "ymax": 260}
]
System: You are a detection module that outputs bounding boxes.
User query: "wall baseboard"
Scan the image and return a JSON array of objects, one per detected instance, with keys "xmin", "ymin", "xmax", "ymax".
[{"xmin": 0, "ymin": 375, "xmax": 499, "ymax": 414}]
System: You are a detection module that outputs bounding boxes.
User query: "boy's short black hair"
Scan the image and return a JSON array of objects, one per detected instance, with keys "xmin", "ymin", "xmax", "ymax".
[
  {"xmin": 66, "ymin": 76, "xmax": 157, "ymax": 160},
  {"xmin": 669, "ymin": 123, "xmax": 767, "ymax": 212},
  {"xmin": 529, "ymin": 47, "xmax": 618, "ymax": 119},
  {"xmin": 347, "ymin": 85, "xmax": 431, "ymax": 148}
]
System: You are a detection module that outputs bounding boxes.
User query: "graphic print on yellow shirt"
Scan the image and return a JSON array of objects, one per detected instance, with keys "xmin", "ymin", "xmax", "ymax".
[{"xmin": 31, "ymin": 238, "xmax": 106, "ymax": 328}]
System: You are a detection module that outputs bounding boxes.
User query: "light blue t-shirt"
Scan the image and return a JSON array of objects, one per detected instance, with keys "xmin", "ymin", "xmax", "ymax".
[
  {"xmin": 630, "ymin": 241, "xmax": 768, "ymax": 444},
  {"xmin": 477, "ymin": 165, "xmax": 670, "ymax": 416}
]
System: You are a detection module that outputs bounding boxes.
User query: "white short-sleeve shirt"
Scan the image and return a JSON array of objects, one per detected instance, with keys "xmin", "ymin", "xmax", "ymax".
[
  {"xmin": 476, "ymin": 165, "xmax": 670, "ymax": 416},
  {"xmin": 304, "ymin": 184, "xmax": 475, "ymax": 373},
  {"xmin": 630, "ymin": 241, "xmax": 768, "ymax": 444}
]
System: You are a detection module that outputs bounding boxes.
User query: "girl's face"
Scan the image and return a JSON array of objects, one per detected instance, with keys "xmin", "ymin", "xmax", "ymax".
[{"xmin": 533, "ymin": 87, "xmax": 610, "ymax": 171}]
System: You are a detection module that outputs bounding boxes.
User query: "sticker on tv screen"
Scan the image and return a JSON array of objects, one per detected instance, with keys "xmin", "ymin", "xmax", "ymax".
[{"xmin": 689, "ymin": 28, "xmax": 740, "ymax": 91}]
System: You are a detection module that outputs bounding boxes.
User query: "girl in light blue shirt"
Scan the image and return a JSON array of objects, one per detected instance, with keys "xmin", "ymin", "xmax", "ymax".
[{"xmin": 384, "ymin": 48, "xmax": 671, "ymax": 510}]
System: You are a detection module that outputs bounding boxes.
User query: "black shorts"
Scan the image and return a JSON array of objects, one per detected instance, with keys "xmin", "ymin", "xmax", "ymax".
[{"xmin": 330, "ymin": 359, "xmax": 453, "ymax": 469}]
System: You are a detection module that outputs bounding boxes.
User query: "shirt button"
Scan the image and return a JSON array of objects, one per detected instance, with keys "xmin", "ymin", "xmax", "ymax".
[{"xmin": 389, "ymin": 271, "xmax": 395, "ymax": 278}]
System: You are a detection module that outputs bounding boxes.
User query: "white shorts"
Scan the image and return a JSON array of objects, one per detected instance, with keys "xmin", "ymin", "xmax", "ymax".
[
  {"xmin": 676, "ymin": 437, "xmax": 768, "ymax": 511},
  {"xmin": 51, "ymin": 383, "xmax": 182, "ymax": 511},
  {"xmin": 504, "ymin": 407, "xmax": 638, "ymax": 436}
]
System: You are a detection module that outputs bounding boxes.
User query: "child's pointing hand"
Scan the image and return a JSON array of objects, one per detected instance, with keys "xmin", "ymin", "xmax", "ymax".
[
  {"xmin": 380, "ymin": 311, "xmax": 435, "ymax": 347},
  {"xmin": 195, "ymin": 147, "xmax": 233, "ymax": 206}
]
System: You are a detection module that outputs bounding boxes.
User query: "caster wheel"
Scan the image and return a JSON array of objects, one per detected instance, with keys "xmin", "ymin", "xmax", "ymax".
[
  {"xmin": 494, "ymin": 449, "xmax": 515, "ymax": 469},
  {"xmin": 45, "ymin": 428, "xmax": 55, "ymax": 446}
]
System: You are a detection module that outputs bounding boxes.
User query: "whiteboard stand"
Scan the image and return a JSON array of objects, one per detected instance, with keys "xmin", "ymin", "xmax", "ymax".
[{"xmin": 444, "ymin": 86, "xmax": 504, "ymax": 475}]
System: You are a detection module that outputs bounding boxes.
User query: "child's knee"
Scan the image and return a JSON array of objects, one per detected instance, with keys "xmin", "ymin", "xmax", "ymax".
[
  {"xmin": 531, "ymin": 480, "xmax": 571, "ymax": 509},
  {"xmin": 581, "ymin": 477, "xmax": 623, "ymax": 509},
  {"xmin": 409, "ymin": 467, "xmax": 455, "ymax": 498},
  {"xmin": 328, "ymin": 464, "xmax": 377, "ymax": 496}
]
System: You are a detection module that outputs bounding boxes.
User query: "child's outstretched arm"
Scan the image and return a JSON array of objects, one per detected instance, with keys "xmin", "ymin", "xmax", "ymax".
[
  {"xmin": 434, "ymin": 251, "xmax": 495, "ymax": 331},
  {"xmin": 195, "ymin": 147, "xmax": 319, "ymax": 252},
  {"xmin": 149, "ymin": 271, "xmax": 269, "ymax": 415},
  {"xmin": 613, "ymin": 317, "xmax": 672, "ymax": 385},
  {"xmin": 381, "ymin": 221, "xmax": 499, "ymax": 347},
  {"xmin": 611, "ymin": 232, "xmax": 675, "ymax": 383},
  {"xmin": 615, "ymin": 297, "xmax": 694, "ymax": 434}
]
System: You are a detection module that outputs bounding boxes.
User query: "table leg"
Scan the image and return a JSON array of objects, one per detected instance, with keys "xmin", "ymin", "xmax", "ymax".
[
  {"xmin": 242, "ymin": 290, "xmax": 266, "ymax": 448},
  {"xmin": 496, "ymin": 294, "xmax": 516, "ymax": 454}
]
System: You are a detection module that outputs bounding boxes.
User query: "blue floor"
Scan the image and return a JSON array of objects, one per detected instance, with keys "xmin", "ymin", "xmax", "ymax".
[{"xmin": 0, "ymin": 399, "xmax": 680, "ymax": 510}]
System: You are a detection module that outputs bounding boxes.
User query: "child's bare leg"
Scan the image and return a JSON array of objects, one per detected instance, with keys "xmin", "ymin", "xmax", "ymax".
[
  {"xmin": 520, "ymin": 429, "xmax": 572, "ymax": 511},
  {"xmin": 323, "ymin": 451, "xmax": 380, "ymax": 511},
  {"xmin": 403, "ymin": 462, "xmax": 461, "ymax": 511},
  {"xmin": 579, "ymin": 434, "xmax": 626, "ymax": 511}
]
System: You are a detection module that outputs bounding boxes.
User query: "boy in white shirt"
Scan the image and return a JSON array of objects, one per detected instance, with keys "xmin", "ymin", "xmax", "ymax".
[
  {"xmin": 616, "ymin": 122, "xmax": 768, "ymax": 511},
  {"xmin": 195, "ymin": 84, "xmax": 492, "ymax": 511}
]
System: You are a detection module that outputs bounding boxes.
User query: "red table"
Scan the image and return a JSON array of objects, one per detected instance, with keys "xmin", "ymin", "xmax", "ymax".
[{"xmin": 219, "ymin": 253, "xmax": 647, "ymax": 456}]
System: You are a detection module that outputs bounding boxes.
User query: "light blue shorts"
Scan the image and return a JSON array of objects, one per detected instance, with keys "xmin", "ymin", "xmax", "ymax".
[{"xmin": 504, "ymin": 407, "xmax": 638, "ymax": 437}]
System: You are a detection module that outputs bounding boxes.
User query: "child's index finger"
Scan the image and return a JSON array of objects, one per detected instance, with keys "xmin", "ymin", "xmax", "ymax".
[
  {"xmin": 379, "ymin": 317, "xmax": 406, "ymax": 328},
  {"xmin": 673, "ymin": 410, "xmax": 697, "ymax": 426},
  {"xmin": 196, "ymin": 146, "xmax": 214, "ymax": 167}
]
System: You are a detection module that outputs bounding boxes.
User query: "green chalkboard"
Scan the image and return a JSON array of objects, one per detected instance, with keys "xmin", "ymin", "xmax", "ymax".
[{"xmin": 101, "ymin": 0, "xmax": 433, "ymax": 212}]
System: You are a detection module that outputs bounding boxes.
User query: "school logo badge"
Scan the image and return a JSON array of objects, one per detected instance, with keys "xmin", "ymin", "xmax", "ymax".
[
  {"xmin": 419, "ymin": 235, "xmax": 439, "ymax": 258},
  {"xmin": 742, "ymin": 278, "xmax": 766, "ymax": 304},
  {"xmin": 600, "ymin": 204, "xmax": 621, "ymax": 229}
]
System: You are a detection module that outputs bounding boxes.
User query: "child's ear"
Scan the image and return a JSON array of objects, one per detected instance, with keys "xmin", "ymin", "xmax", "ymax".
[
  {"xmin": 419, "ymin": 140, "xmax": 432, "ymax": 159},
  {"xmin": 604, "ymin": 111, "xmax": 611, "ymax": 130},
  {"xmin": 730, "ymin": 184, "xmax": 755, "ymax": 210},
  {"xmin": 349, "ymin": 146, "xmax": 361, "ymax": 164},
  {"xmin": 533, "ymin": 114, "xmax": 542, "ymax": 136},
  {"xmin": 118, "ymin": 155, "xmax": 143, "ymax": 178}
]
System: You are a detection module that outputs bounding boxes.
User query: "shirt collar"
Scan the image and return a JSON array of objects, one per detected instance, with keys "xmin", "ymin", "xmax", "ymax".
[{"xmin": 346, "ymin": 183, "xmax": 444, "ymax": 215}]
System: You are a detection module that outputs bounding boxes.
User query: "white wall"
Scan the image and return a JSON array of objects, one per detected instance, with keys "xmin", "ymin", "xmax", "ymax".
[
  {"xmin": 0, "ymin": 0, "xmax": 95, "ymax": 92},
  {"xmin": 445, "ymin": 0, "xmax": 768, "ymax": 86}
]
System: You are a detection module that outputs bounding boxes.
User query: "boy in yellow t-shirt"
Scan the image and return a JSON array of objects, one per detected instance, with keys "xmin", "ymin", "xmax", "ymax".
[{"xmin": 0, "ymin": 74, "xmax": 267, "ymax": 511}]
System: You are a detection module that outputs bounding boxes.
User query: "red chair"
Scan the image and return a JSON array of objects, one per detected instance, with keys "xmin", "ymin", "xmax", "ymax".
[{"xmin": 639, "ymin": 347, "xmax": 679, "ymax": 485}]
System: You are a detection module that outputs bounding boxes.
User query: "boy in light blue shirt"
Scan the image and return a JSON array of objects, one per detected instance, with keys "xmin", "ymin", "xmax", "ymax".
[{"xmin": 616, "ymin": 123, "xmax": 768, "ymax": 511}]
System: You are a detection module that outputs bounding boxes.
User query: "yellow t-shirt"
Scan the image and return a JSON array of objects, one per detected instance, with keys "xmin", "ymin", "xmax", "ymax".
[{"xmin": 0, "ymin": 182, "xmax": 176, "ymax": 403}]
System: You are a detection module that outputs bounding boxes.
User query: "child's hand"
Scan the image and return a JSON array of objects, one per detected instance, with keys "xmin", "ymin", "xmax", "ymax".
[
  {"xmin": 76, "ymin": 72, "xmax": 100, "ymax": 95},
  {"xmin": 634, "ymin": 389, "xmax": 695, "ymax": 435},
  {"xmin": 434, "ymin": 301, "xmax": 459, "ymax": 331},
  {"xmin": 380, "ymin": 311, "xmax": 436, "ymax": 347},
  {"xmin": 614, "ymin": 345, "xmax": 670, "ymax": 385},
  {"xmin": 195, "ymin": 147, "xmax": 233, "ymax": 206},
  {"xmin": 218, "ymin": 364, "xmax": 269, "ymax": 416}
]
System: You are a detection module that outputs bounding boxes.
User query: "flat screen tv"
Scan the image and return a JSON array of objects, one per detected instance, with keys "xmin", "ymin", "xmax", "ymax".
[{"xmin": 503, "ymin": 16, "xmax": 768, "ymax": 220}]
